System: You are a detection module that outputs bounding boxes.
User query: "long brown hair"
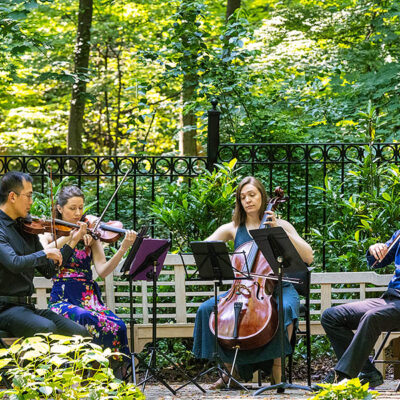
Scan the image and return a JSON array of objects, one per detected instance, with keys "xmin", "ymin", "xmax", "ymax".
[{"xmin": 232, "ymin": 176, "xmax": 269, "ymax": 227}]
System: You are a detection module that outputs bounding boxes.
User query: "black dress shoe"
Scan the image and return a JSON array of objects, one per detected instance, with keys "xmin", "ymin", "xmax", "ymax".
[
  {"xmin": 324, "ymin": 370, "xmax": 349, "ymax": 384},
  {"xmin": 311, "ymin": 370, "xmax": 349, "ymax": 391},
  {"xmin": 358, "ymin": 369, "xmax": 384, "ymax": 388}
]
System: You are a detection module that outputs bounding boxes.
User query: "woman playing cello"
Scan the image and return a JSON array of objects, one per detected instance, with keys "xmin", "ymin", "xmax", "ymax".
[{"xmin": 192, "ymin": 176, "xmax": 313, "ymax": 388}]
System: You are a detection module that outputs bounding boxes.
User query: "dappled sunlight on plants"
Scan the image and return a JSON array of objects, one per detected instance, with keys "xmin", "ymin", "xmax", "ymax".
[
  {"xmin": 0, "ymin": 334, "xmax": 144, "ymax": 399},
  {"xmin": 308, "ymin": 378, "xmax": 379, "ymax": 400}
]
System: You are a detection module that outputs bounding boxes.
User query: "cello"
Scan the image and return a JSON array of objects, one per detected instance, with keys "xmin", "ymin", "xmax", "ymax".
[{"xmin": 209, "ymin": 187, "xmax": 287, "ymax": 351}]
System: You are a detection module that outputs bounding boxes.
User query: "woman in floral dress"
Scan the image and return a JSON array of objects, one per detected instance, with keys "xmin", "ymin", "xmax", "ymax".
[{"xmin": 40, "ymin": 186, "xmax": 136, "ymax": 373}]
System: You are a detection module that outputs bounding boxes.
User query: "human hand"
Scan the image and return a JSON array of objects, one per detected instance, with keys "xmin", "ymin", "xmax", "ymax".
[
  {"xmin": 44, "ymin": 248, "xmax": 62, "ymax": 266},
  {"xmin": 369, "ymin": 243, "xmax": 388, "ymax": 261},
  {"xmin": 82, "ymin": 233, "xmax": 93, "ymax": 247},
  {"xmin": 71, "ymin": 221, "xmax": 88, "ymax": 243},
  {"xmin": 121, "ymin": 230, "xmax": 137, "ymax": 251},
  {"xmin": 263, "ymin": 210, "xmax": 278, "ymax": 228}
]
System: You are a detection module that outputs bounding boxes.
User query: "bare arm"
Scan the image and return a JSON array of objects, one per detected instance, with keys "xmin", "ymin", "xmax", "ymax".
[
  {"xmin": 205, "ymin": 222, "xmax": 236, "ymax": 243},
  {"xmin": 91, "ymin": 231, "xmax": 137, "ymax": 278},
  {"xmin": 40, "ymin": 232, "xmax": 70, "ymax": 249},
  {"xmin": 277, "ymin": 219, "xmax": 314, "ymax": 264},
  {"xmin": 39, "ymin": 222, "xmax": 87, "ymax": 250}
]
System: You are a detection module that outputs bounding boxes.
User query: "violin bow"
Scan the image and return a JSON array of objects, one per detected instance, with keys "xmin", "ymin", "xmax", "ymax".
[
  {"xmin": 49, "ymin": 166, "xmax": 59, "ymax": 253},
  {"xmin": 371, "ymin": 231, "xmax": 400, "ymax": 268},
  {"xmin": 92, "ymin": 168, "xmax": 131, "ymax": 233}
]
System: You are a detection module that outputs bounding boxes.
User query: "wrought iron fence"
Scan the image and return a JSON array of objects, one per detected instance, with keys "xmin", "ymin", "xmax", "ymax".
[
  {"xmin": 2, "ymin": 99, "xmax": 400, "ymax": 269},
  {"xmin": 0, "ymin": 155, "xmax": 207, "ymax": 238},
  {"xmin": 2, "ymin": 143, "xmax": 400, "ymax": 270},
  {"xmin": 217, "ymin": 142, "xmax": 400, "ymax": 269}
]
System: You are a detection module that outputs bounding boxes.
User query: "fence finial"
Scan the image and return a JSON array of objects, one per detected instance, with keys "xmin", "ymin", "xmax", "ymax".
[{"xmin": 207, "ymin": 100, "xmax": 221, "ymax": 172}]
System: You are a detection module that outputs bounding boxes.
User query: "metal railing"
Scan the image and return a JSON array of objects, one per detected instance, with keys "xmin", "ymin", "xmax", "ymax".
[{"xmin": 2, "ymin": 103, "xmax": 400, "ymax": 269}]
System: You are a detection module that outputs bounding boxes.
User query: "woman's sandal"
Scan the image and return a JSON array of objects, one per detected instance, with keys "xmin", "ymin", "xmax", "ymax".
[
  {"xmin": 270, "ymin": 374, "xmax": 285, "ymax": 393},
  {"xmin": 209, "ymin": 373, "xmax": 242, "ymax": 390}
]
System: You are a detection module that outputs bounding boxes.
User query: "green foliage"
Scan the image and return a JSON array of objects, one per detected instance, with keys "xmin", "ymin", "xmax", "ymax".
[
  {"xmin": 311, "ymin": 142, "xmax": 400, "ymax": 272},
  {"xmin": 30, "ymin": 176, "xmax": 77, "ymax": 217},
  {"xmin": 309, "ymin": 378, "xmax": 379, "ymax": 400},
  {"xmin": 149, "ymin": 159, "xmax": 239, "ymax": 251},
  {"xmin": 293, "ymin": 335, "xmax": 334, "ymax": 364},
  {"xmin": 2, "ymin": 0, "xmax": 400, "ymax": 153},
  {"xmin": 0, "ymin": 334, "xmax": 144, "ymax": 399}
]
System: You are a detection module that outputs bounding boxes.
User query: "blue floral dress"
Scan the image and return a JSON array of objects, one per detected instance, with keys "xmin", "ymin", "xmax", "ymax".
[{"xmin": 49, "ymin": 244, "xmax": 129, "ymax": 359}]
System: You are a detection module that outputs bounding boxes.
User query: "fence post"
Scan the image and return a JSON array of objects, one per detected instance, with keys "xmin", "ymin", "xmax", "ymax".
[{"xmin": 207, "ymin": 99, "xmax": 221, "ymax": 171}]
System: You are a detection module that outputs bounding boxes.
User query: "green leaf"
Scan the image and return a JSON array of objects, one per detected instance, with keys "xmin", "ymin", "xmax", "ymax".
[
  {"xmin": 360, "ymin": 220, "xmax": 370, "ymax": 229},
  {"xmin": 39, "ymin": 386, "xmax": 53, "ymax": 396},
  {"xmin": 0, "ymin": 358, "xmax": 11, "ymax": 369},
  {"xmin": 382, "ymin": 192, "xmax": 391, "ymax": 201}
]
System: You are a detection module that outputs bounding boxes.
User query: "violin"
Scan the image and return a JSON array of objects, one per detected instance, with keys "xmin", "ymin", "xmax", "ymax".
[
  {"xmin": 209, "ymin": 187, "xmax": 288, "ymax": 351},
  {"xmin": 23, "ymin": 168, "xmax": 134, "ymax": 244},
  {"xmin": 84, "ymin": 214, "xmax": 129, "ymax": 243},
  {"xmin": 22, "ymin": 214, "xmax": 132, "ymax": 243}
]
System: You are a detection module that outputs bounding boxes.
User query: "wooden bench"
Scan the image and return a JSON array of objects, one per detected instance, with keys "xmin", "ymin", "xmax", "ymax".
[{"xmin": 29, "ymin": 254, "xmax": 397, "ymax": 377}]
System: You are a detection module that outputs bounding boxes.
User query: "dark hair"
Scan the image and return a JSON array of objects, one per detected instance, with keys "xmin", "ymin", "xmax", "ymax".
[
  {"xmin": 56, "ymin": 185, "xmax": 85, "ymax": 218},
  {"xmin": 0, "ymin": 171, "xmax": 33, "ymax": 205},
  {"xmin": 232, "ymin": 176, "xmax": 269, "ymax": 227}
]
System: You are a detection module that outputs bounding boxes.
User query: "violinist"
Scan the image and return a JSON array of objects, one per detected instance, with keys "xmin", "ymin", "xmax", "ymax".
[
  {"xmin": 318, "ymin": 234, "xmax": 400, "ymax": 388},
  {"xmin": 192, "ymin": 176, "xmax": 313, "ymax": 388},
  {"xmin": 0, "ymin": 172, "xmax": 89, "ymax": 338},
  {"xmin": 40, "ymin": 185, "xmax": 136, "ymax": 377}
]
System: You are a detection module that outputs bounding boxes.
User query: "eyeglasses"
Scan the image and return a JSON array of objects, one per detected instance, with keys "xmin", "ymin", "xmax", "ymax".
[{"xmin": 13, "ymin": 192, "xmax": 34, "ymax": 200}]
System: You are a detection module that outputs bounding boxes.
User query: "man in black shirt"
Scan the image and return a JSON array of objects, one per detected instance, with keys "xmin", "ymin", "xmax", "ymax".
[{"xmin": 0, "ymin": 171, "xmax": 89, "ymax": 338}]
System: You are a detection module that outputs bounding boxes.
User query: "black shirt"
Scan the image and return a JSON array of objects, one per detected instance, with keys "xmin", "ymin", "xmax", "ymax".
[{"xmin": 0, "ymin": 209, "xmax": 74, "ymax": 297}]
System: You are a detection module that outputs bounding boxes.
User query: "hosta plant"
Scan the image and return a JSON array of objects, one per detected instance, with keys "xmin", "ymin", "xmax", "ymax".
[{"xmin": 0, "ymin": 334, "xmax": 144, "ymax": 399}]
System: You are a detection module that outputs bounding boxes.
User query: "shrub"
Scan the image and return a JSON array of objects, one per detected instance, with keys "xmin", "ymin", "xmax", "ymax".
[
  {"xmin": 309, "ymin": 378, "xmax": 379, "ymax": 400},
  {"xmin": 0, "ymin": 334, "xmax": 144, "ymax": 399},
  {"xmin": 149, "ymin": 159, "xmax": 239, "ymax": 251},
  {"xmin": 311, "ymin": 144, "xmax": 400, "ymax": 273}
]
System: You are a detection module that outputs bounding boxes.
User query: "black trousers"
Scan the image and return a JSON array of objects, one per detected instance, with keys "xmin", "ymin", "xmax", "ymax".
[
  {"xmin": 0, "ymin": 304, "xmax": 89, "ymax": 338},
  {"xmin": 321, "ymin": 291, "xmax": 400, "ymax": 377}
]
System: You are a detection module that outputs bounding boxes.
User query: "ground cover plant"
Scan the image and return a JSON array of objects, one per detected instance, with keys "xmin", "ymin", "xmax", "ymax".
[
  {"xmin": 0, "ymin": 334, "xmax": 144, "ymax": 399},
  {"xmin": 309, "ymin": 378, "xmax": 379, "ymax": 400}
]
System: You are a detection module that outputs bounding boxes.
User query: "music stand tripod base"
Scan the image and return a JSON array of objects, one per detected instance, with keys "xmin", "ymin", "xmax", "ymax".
[
  {"xmin": 250, "ymin": 227, "xmax": 313, "ymax": 395},
  {"xmin": 123, "ymin": 238, "xmax": 205, "ymax": 395},
  {"xmin": 186, "ymin": 241, "xmax": 250, "ymax": 392}
]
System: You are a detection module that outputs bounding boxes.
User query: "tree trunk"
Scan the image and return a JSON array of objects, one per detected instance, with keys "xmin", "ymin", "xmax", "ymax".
[
  {"xmin": 226, "ymin": 0, "xmax": 241, "ymax": 20},
  {"xmin": 67, "ymin": 0, "xmax": 93, "ymax": 155},
  {"xmin": 180, "ymin": 73, "xmax": 198, "ymax": 156}
]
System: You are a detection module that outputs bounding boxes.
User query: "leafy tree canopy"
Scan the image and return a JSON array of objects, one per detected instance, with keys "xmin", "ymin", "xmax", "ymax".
[{"xmin": 0, "ymin": 0, "xmax": 399, "ymax": 155}]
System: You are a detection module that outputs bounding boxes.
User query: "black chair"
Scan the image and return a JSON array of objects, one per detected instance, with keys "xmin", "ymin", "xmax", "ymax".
[
  {"xmin": 0, "ymin": 329, "xmax": 9, "ymax": 348},
  {"xmin": 288, "ymin": 268, "xmax": 312, "ymax": 387},
  {"xmin": 288, "ymin": 299, "xmax": 311, "ymax": 386},
  {"xmin": 372, "ymin": 330, "xmax": 400, "ymax": 392},
  {"xmin": 256, "ymin": 268, "xmax": 312, "ymax": 387}
]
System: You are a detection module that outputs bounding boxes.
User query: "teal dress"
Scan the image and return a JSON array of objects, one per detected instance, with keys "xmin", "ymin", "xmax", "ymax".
[{"xmin": 192, "ymin": 225, "xmax": 300, "ymax": 381}]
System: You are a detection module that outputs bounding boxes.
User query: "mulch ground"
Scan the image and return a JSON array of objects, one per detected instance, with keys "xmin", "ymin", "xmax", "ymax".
[
  {"xmin": 138, "ymin": 357, "xmax": 400, "ymax": 400},
  {"xmin": 142, "ymin": 381, "xmax": 400, "ymax": 400}
]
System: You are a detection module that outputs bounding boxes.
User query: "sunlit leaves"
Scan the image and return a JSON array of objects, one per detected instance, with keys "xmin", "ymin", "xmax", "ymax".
[
  {"xmin": 1, "ymin": 0, "xmax": 400, "ymax": 154},
  {"xmin": 0, "ymin": 334, "xmax": 145, "ymax": 399}
]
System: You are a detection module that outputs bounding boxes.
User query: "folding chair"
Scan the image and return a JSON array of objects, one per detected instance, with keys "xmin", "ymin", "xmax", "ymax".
[{"xmin": 372, "ymin": 330, "xmax": 400, "ymax": 392}]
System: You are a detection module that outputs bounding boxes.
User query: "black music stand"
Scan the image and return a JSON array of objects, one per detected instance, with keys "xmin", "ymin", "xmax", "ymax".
[
  {"xmin": 249, "ymin": 227, "xmax": 313, "ymax": 395},
  {"xmin": 184, "ymin": 241, "xmax": 248, "ymax": 391},
  {"xmin": 120, "ymin": 225, "xmax": 148, "ymax": 385},
  {"xmin": 122, "ymin": 237, "xmax": 205, "ymax": 395}
]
